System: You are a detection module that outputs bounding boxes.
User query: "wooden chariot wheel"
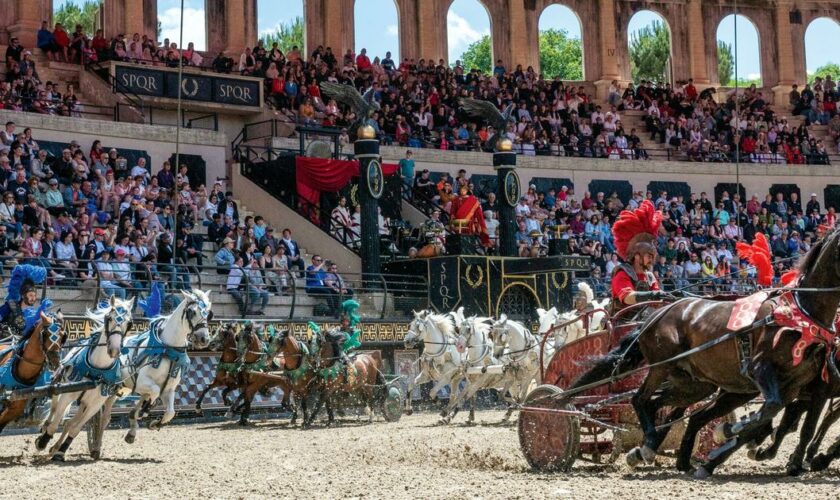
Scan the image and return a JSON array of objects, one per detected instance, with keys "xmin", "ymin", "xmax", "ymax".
[{"xmin": 518, "ymin": 384, "xmax": 580, "ymax": 472}]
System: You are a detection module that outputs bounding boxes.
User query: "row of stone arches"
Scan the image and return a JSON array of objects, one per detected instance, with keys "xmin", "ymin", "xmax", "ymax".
[{"xmin": 50, "ymin": 1, "xmax": 840, "ymax": 84}]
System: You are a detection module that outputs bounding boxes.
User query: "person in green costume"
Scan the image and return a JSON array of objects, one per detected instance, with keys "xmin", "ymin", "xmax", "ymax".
[{"xmin": 325, "ymin": 300, "xmax": 362, "ymax": 375}]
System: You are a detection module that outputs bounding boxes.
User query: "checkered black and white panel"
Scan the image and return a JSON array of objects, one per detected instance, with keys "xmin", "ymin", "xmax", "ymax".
[{"xmin": 175, "ymin": 353, "xmax": 286, "ymax": 410}]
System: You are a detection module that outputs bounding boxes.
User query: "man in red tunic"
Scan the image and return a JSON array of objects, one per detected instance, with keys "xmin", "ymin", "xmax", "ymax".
[
  {"xmin": 610, "ymin": 199, "xmax": 667, "ymax": 312},
  {"xmin": 449, "ymin": 185, "xmax": 491, "ymax": 247}
]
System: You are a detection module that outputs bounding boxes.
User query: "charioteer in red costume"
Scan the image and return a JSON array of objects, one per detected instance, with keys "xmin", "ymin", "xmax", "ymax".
[
  {"xmin": 449, "ymin": 185, "xmax": 491, "ymax": 248},
  {"xmin": 610, "ymin": 200, "xmax": 668, "ymax": 312}
]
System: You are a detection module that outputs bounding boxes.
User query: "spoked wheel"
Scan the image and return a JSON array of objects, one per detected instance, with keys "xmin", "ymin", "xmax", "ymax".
[
  {"xmin": 381, "ymin": 386, "xmax": 403, "ymax": 422},
  {"xmin": 692, "ymin": 408, "xmax": 737, "ymax": 462},
  {"xmin": 86, "ymin": 407, "xmax": 106, "ymax": 460},
  {"xmin": 518, "ymin": 384, "xmax": 580, "ymax": 472}
]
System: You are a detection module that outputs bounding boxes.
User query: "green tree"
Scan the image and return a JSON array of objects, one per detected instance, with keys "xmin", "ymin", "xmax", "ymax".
[
  {"xmin": 810, "ymin": 62, "xmax": 840, "ymax": 83},
  {"xmin": 717, "ymin": 40, "xmax": 734, "ymax": 86},
  {"xmin": 54, "ymin": 0, "xmax": 101, "ymax": 37},
  {"xmin": 458, "ymin": 35, "xmax": 492, "ymax": 74},
  {"xmin": 538, "ymin": 28, "xmax": 583, "ymax": 80},
  {"xmin": 628, "ymin": 20, "xmax": 671, "ymax": 83},
  {"xmin": 260, "ymin": 16, "xmax": 304, "ymax": 53}
]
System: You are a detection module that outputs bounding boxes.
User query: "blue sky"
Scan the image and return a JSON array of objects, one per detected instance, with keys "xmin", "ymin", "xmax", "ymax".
[{"xmin": 53, "ymin": 1, "xmax": 840, "ymax": 76}]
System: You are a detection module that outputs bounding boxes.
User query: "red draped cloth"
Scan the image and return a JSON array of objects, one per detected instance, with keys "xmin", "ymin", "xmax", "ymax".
[
  {"xmin": 295, "ymin": 156, "xmax": 398, "ymax": 208},
  {"xmin": 450, "ymin": 194, "xmax": 491, "ymax": 247}
]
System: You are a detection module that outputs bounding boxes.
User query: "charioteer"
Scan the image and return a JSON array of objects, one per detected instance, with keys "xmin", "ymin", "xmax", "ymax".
[
  {"xmin": 0, "ymin": 264, "xmax": 52, "ymax": 342},
  {"xmin": 610, "ymin": 200, "xmax": 670, "ymax": 314}
]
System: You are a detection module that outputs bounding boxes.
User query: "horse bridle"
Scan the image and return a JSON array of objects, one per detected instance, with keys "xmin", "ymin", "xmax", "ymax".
[
  {"xmin": 460, "ymin": 320, "xmax": 493, "ymax": 365},
  {"xmin": 411, "ymin": 317, "xmax": 450, "ymax": 359},
  {"xmin": 492, "ymin": 323, "xmax": 536, "ymax": 363},
  {"xmin": 181, "ymin": 298, "xmax": 212, "ymax": 346}
]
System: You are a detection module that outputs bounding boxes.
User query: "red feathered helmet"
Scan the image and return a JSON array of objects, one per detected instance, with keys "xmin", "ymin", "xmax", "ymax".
[{"xmin": 613, "ymin": 200, "xmax": 662, "ymax": 262}]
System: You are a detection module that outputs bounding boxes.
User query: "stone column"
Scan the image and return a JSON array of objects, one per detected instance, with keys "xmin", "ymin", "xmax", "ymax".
[
  {"xmin": 418, "ymin": 0, "xmax": 447, "ymax": 63},
  {"xmin": 508, "ymin": 0, "xmax": 539, "ymax": 72},
  {"xmin": 594, "ymin": 0, "xmax": 620, "ymax": 100},
  {"xmin": 772, "ymin": 1, "xmax": 797, "ymax": 106},
  {"xmin": 687, "ymin": 0, "xmax": 710, "ymax": 85},
  {"xmin": 223, "ymin": 0, "xmax": 258, "ymax": 56},
  {"xmin": 7, "ymin": 0, "xmax": 48, "ymax": 49},
  {"xmin": 323, "ymin": 0, "xmax": 354, "ymax": 57},
  {"xmin": 355, "ymin": 127, "xmax": 382, "ymax": 279},
  {"xmin": 395, "ymin": 0, "xmax": 418, "ymax": 61}
]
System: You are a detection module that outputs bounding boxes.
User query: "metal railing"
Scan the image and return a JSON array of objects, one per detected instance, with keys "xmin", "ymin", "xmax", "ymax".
[{"xmin": 5, "ymin": 258, "xmax": 427, "ymax": 320}]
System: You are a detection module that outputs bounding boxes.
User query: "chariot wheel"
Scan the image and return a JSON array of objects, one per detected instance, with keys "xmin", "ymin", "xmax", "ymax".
[
  {"xmin": 518, "ymin": 384, "xmax": 580, "ymax": 472},
  {"xmin": 381, "ymin": 386, "xmax": 403, "ymax": 422},
  {"xmin": 692, "ymin": 408, "xmax": 737, "ymax": 462},
  {"xmin": 86, "ymin": 407, "xmax": 106, "ymax": 459}
]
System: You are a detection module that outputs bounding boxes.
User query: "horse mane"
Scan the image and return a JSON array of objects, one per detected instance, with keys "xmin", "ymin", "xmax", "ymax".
[
  {"xmin": 426, "ymin": 312, "xmax": 455, "ymax": 337},
  {"xmin": 797, "ymin": 230, "xmax": 835, "ymax": 276}
]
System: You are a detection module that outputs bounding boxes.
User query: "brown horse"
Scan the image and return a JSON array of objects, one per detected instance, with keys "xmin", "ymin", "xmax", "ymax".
[
  {"xmin": 194, "ymin": 323, "xmax": 240, "ymax": 414},
  {"xmin": 238, "ymin": 328, "xmax": 309, "ymax": 427},
  {"xmin": 0, "ymin": 312, "xmax": 66, "ymax": 434},
  {"xmin": 570, "ymin": 230, "xmax": 840, "ymax": 478},
  {"xmin": 307, "ymin": 328, "xmax": 385, "ymax": 427},
  {"xmin": 231, "ymin": 325, "xmax": 291, "ymax": 425}
]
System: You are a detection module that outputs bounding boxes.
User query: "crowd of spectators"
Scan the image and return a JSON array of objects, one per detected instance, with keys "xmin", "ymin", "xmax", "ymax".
[
  {"xmin": 7, "ymin": 23, "xmax": 840, "ymax": 164},
  {"xmin": 0, "ymin": 119, "xmax": 362, "ymax": 316},
  {"xmin": 411, "ymin": 159, "xmax": 835, "ymax": 296}
]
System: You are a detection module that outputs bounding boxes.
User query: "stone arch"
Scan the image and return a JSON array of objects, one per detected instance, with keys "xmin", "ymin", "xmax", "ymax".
[
  {"xmin": 623, "ymin": 9, "xmax": 673, "ymax": 84},
  {"xmin": 536, "ymin": 2, "xmax": 584, "ymax": 80},
  {"xmin": 157, "ymin": 0, "xmax": 207, "ymax": 51},
  {"xmin": 716, "ymin": 13, "xmax": 763, "ymax": 87},
  {"xmin": 804, "ymin": 17, "xmax": 840, "ymax": 79},
  {"xmin": 445, "ymin": 0, "xmax": 493, "ymax": 70},
  {"xmin": 354, "ymin": 0, "xmax": 401, "ymax": 62},
  {"xmin": 534, "ymin": 0, "xmax": 599, "ymax": 84}
]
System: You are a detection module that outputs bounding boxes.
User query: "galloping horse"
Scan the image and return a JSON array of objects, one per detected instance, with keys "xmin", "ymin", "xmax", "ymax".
[
  {"xmin": 571, "ymin": 229, "xmax": 840, "ymax": 478},
  {"xmin": 230, "ymin": 325, "xmax": 289, "ymax": 426},
  {"xmin": 113, "ymin": 290, "xmax": 211, "ymax": 444},
  {"xmin": 486, "ymin": 315, "xmax": 543, "ymax": 421},
  {"xmin": 307, "ymin": 328, "xmax": 385, "ymax": 427},
  {"xmin": 36, "ymin": 296, "xmax": 135, "ymax": 461},
  {"xmin": 0, "ymin": 311, "xmax": 66, "ymax": 434},
  {"xmin": 403, "ymin": 310, "xmax": 464, "ymax": 415},
  {"xmin": 240, "ymin": 328, "xmax": 314, "ymax": 427},
  {"xmin": 439, "ymin": 314, "xmax": 498, "ymax": 424},
  {"xmin": 194, "ymin": 323, "xmax": 241, "ymax": 414}
]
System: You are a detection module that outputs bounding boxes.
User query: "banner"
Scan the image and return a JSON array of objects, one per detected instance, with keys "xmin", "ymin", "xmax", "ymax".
[
  {"xmin": 115, "ymin": 64, "xmax": 262, "ymax": 108},
  {"xmin": 295, "ymin": 157, "xmax": 398, "ymax": 207}
]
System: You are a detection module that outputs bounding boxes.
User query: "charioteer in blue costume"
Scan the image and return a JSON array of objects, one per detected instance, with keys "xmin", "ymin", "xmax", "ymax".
[{"xmin": 0, "ymin": 264, "xmax": 52, "ymax": 343}]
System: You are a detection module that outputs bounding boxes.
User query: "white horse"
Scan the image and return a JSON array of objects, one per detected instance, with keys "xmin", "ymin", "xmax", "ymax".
[
  {"xmin": 402, "ymin": 309, "xmax": 465, "ymax": 416},
  {"xmin": 36, "ymin": 296, "xmax": 135, "ymax": 461},
  {"xmin": 537, "ymin": 283, "xmax": 609, "ymax": 346},
  {"xmin": 486, "ymin": 314, "xmax": 543, "ymax": 420},
  {"xmin": 440, "ymin": 313, "xmax": 499, "ymax": 424},
  {"xmin": 114, "ymin": 289, "xmax": 211, "ymax": 444}
]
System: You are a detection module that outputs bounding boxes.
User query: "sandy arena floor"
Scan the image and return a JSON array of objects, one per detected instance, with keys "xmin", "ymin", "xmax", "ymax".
[{"xmin": 1, "ymin": 409, "xmax": 839, "ymax": 499}]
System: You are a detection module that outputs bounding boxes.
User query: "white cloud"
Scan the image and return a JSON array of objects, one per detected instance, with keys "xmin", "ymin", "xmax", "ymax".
[
  {"xmin": 158, "ymin": 7, "xmax": 206, "ymax": 51},
  {"xmin": 447, "ymin": 11, "xmax": 488, "ymax": 58},
  {"xmin": 386, "ymin": 24, "xmax": 399, "ymax": 36}
]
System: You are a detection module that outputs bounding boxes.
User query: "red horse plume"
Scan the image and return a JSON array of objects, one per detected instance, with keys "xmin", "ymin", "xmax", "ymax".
[
  {"xmin": 736, "ymin": 233, "xmax": 773, "ymax": 286},
  {"xmin": 613, "ymin": 200, "xmax": 662, "ymax": 260}
]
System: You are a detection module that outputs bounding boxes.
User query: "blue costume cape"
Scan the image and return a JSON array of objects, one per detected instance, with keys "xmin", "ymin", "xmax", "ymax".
[
  {"xmin": 0, "ymin": 265, "xmax": 52, "ymax": 338},
  {"xmin": 124, "ymin": 320, "xmax": 190, "ymax": 378}
]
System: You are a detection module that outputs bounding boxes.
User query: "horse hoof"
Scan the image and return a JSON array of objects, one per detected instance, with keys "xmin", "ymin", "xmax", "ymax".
[
  {"xmin": 747, "ymin": 448, "xmax": 759, "ymax": 461},
  {"xmin": 148, "ymin": 420, "xmax": 161, "ymax": 431},
  {"xmin": 194, "ymin": 408, "xmax": 203, "ymax": 416},
  {"xmin": 90, "ymin": 450, "xmax": 101, "ymax": 461},
  {"xmin": 640, "ymin": 445, "xmax": 656, "ymax": 464},
  {"xmin": 811, "ymin": 454, "xmax": 831, "ymax": 472},
  {"xmin": 35, "ymin": 433, "xmax": 52, "ymax": 451},
  {"xmin": 626, "ymin": 448, "xmax": 644, "ymax": 468},
  {"xmin": 238, "ymin": 419, "xmax": 250, "ymax": 427},
  {"xmin": 406, "ymin": 409, "xmax": 414, "ymax": 416},
  {"xmin": 51, "ymin": 453, "xmax": 65, "ymax": 462},
  {"xmin": 124, "ymin": 433, "xmax": 136, "ymax": 444},
  {"xmin": 693, "ymin": 466, "xmax": 712, "ymax": 480},
  {"xmin": 787, "ymin": 464, "xmax": 804, "ymax": 477}
]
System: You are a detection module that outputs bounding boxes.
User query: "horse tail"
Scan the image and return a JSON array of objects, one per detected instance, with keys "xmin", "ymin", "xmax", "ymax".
[{"xmin": 568, "ymin": 303, "xmax": 673, "ymax": 391}]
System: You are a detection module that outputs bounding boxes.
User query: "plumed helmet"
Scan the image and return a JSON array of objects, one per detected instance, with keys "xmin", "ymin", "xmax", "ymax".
[{"xmin": 612, "ymin": 200, "xmax": 662, "ymax": 262}]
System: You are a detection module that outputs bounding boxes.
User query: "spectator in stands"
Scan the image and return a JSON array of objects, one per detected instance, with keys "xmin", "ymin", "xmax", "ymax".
[
  {"xmin": 37, "ymin": 21, "xmax": 59, "ymax": 61},
  {"xmin": 305, "ymin": 254, "xmax": 338, "ymax": 311},
  {"xmin": 279, "ymin": 228, "xmax": 305, "ymax": 275},
  {"xmin": 52, "ymin": 23, "xmax": 70, "ymax": 62},
  {"xmin": 214, "ymin": 237, "xmax": 235, "ymax": 274}
]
